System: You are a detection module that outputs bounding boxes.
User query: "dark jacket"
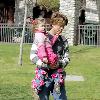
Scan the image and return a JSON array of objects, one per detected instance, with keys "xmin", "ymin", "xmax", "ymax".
[{"xmin": 30, "ymin": 34, "xmax": 70, "ymax": 68}]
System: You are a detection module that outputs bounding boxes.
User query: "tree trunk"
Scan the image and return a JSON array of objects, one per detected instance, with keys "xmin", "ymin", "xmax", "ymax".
[{"xmin": 19, "ymin": 0, "xmax": 28, "ymax": 66}]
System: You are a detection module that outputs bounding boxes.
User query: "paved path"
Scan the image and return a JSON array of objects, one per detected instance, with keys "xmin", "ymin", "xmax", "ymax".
[{"xmin": 65, "ymin": 75, "xmax": 84, "ymax": 81}]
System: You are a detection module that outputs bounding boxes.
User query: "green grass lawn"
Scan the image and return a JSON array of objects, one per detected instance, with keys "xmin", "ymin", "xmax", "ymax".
[{"xmin": 0, "ymin": 44, "xmax": 100, "ymax": 100}]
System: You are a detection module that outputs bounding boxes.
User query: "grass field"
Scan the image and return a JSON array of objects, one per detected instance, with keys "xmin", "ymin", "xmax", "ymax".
[{"xmin": 0, "ymin": 44, "xmax": 100, "ymax": 100}]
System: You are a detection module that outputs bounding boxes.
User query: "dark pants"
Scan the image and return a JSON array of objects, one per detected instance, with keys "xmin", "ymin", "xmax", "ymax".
[{"xmin": 39, "ymin": 73, "xmax": 67, "ymax": 100}]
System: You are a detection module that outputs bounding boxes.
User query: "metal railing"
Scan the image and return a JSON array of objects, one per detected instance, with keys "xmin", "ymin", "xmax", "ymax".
[
  {"xmin": 0, "ymin": 23, "xmax": 51, "ymax": 44},
  {"xmin": 78, "ymin": 25, "xmax": 100, "ymax": 46}
]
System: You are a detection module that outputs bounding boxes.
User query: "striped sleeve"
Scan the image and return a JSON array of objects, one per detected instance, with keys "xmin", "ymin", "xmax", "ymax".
[{"xmin": 50, "ymin": 35, "xmax": 58, "ymax": 45}]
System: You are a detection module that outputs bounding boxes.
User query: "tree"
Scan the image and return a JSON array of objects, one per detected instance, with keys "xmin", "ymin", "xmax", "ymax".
[
  {"xmin": 37, "ymin": 0, "xmax": 59, "ymax": 10},
  {"xmin": 19, "ymin": 0, "xmax": 33, "ymax": 65}
]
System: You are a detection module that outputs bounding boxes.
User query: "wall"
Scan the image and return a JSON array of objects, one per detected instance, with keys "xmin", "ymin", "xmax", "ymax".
[
  {"xmin": 59, "ymin": 0, "xmax": 100, "ymax": 45},
  {"xmin": 59, "ymin": 0, "xmax": 85, "ymax": 45},
  {"xmin": 59, "ymin": 0, "xmax": 76, "ymax": 45},
  {"xmin": 85, "ymin": 0, "xmax": 100, "ymax": 24}
]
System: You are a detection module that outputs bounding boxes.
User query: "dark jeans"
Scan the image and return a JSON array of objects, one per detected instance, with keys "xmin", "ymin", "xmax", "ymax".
[{"xmin": 39, "ymin": 73, "xmax": 67, "ymax": 100}]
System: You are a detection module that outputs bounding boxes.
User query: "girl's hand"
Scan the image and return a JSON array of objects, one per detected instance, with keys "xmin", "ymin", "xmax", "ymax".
[
  {"xmin": 56, "ymin": 32, "xmax": 61, "ymax": 36},
  {"xmin": 50, "ymin": 63, "xmax": 58, "ymax": 69},
  {"xmin": 43, "ymin": 57, "xmax": 48, "ymax": 63}
]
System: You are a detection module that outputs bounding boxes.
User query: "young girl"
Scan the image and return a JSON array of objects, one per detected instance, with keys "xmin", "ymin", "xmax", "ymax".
[
  {"xmin": 30, "ymin": 18, "xmax": 60, "ymax": 95},
  {"xmin": 32, "ymin": 18, "xmax": 59, "ymax": 66}
]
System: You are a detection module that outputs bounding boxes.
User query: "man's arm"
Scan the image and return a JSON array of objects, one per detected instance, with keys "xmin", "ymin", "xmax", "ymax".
[
  {"xmin": 59, "ymin": 36, "xmax": 70, "ymax": 68},
  {"xmin": 59, "ymin": 46, "xmax": 70, "ymax": 68}
]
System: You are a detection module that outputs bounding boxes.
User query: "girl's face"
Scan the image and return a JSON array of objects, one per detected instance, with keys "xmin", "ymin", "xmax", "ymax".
[
  {"xmin": 52, "ymin": 24, "xmax": 64, "ymax": 35},
  {"xmin": 38, "ymin": 23, "xmax": 45, "ymax": 31}
]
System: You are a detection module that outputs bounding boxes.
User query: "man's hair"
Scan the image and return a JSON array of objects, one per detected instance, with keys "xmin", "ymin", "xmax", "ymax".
[{"xmin": 50, "ymin": 12, "xmax": 68, "ymax": 27}]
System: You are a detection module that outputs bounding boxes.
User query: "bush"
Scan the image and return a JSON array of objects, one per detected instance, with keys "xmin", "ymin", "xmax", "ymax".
[{"xmin": 38, "ymin": 0, "xmax": 59, "ymax": 10}]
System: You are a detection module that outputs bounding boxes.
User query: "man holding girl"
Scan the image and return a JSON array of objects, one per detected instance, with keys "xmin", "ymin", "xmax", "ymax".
[{"xmin": 30, "ymin": 12, "xmax": 70, "ymax": 100}]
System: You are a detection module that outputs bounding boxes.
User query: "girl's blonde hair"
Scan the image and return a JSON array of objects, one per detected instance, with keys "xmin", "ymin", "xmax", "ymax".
[{"xmin": 32, "ymin": 18, "xmax": 45, "ymax": 32}]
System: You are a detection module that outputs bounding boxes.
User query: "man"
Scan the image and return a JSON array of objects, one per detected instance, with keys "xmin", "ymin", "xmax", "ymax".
[{"xmin": 30, "ymin": 12, "xmax": 70, "ymax": 100}]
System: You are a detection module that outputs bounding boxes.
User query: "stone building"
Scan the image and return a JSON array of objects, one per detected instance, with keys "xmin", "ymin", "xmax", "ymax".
[
  {"xmin": 60, "ymin": 0, "xmax": 100, "ymax": 45},
  {"xmin": 0, "ymin": 0, "xmax": 100, "ymax": 45}
]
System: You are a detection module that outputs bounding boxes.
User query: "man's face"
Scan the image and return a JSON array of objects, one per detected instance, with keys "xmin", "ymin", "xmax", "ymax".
[{"xmin": 52, "ymin": 24, "xmax": 64, "ymax": 35}]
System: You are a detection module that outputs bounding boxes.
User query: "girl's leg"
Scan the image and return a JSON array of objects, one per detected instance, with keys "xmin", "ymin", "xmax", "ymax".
[{"xmin": 32, "ymin": 68, "xmax": 47, "ymax": 99}]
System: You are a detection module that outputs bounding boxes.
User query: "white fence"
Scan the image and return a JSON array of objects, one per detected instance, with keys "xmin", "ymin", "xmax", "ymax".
[
  {"xmin": 78, "ymin": 25, "xmax": 100, "ymax": 46},
  {"xmin": 0, "ymin": 23, "xmax": 51, "ymax": 44}
]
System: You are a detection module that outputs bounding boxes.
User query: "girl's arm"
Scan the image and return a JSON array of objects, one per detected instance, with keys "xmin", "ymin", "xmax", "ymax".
[
  {"xmin": 50, "ymin": 35, "xmax": 59, "ymax": 45},
  {"xmin": 35, "ymin": 33, "xmax": 47, "ymax": 61}
]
